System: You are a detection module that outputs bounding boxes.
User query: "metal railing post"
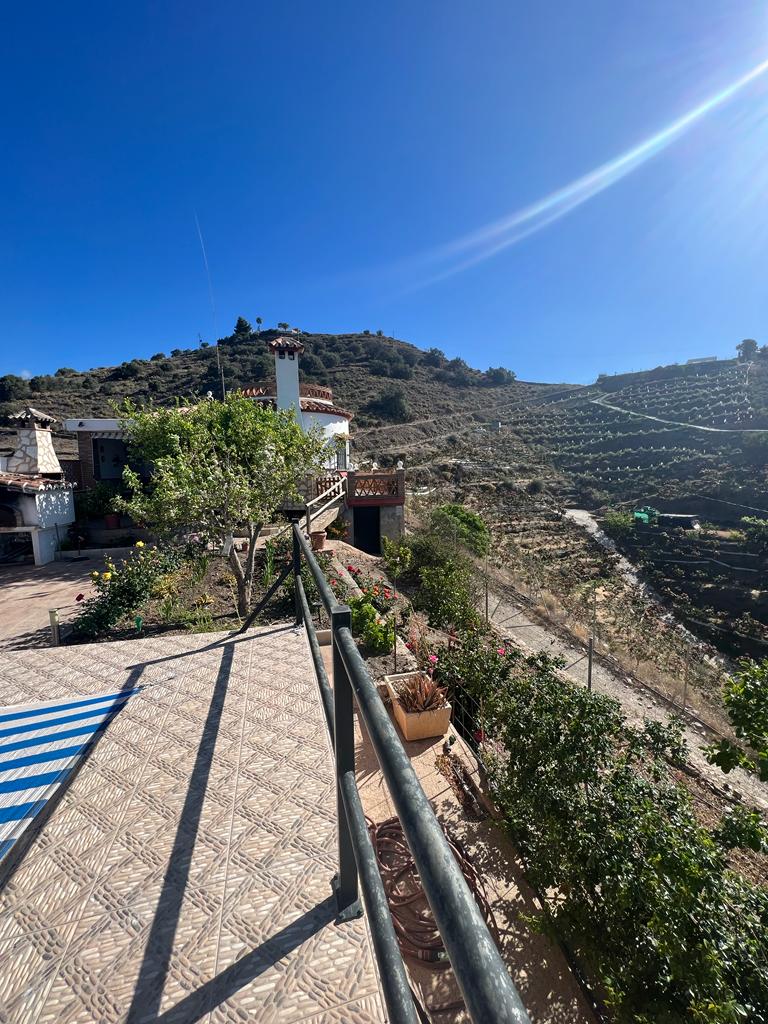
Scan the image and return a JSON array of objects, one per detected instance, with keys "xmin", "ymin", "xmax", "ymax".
[
  {"xmin": 331, "ymin": 602, "xmax": 361, "ymax": 921},
  {"xmin": 292, "ymin": 526, "xmax": 302, "ymax": 625}
]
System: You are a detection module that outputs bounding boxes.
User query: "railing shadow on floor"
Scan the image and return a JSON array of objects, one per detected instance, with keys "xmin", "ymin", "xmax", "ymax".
[
  {"xmin": 125, "ymin": 642, "xmax": 235, "ymax": 1024},
  {"xmin": 152, "ymin": 896, "xmax": 337, "ymax": 1023}
]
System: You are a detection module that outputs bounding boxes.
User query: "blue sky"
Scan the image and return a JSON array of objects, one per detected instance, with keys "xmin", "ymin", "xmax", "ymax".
[{"xmin": 2, "ymin": 1, "xmax": 768, "ymax": 384}]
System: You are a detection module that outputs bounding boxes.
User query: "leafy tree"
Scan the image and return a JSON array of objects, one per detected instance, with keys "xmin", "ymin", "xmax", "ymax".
[
  {"xmin": 255, "ymin": 316, "xmax": 263, "ymax": 332},
  {"xmin": 55, "ymin": 367, "xmax": 77, "ymax": 376},
  {"xmin": 300, "ymin": 353, "xmax": 325, "ymax": 377},
  {"xmin": 150, "ymin": 352, "xmax": 165, "ymax": 361},
  {"xmin": 118, "ymin": 395, "xmax": 328, "ymax": 616},
  {"xmin": 737, "ymin": 338, "xmax": 758, "ymax": 360},
  {"xmin": 369, "ymin": 359, "xmax": 391, "ymax": 377},
  {"xmin": 277, "ymin": 321, "xmax": 289, "ymax": 330},
  {"xmin": 430, "ymin": 504, "xmax": 490, "ymax": 556},
  {"xmin": 171, "ymin": 348, "xmax": 183, "ymax": 357},
  {"xmin": 234, "ymin": 317, "xmax": 252, "ymax": 339},
  {"xmin": 0, "ymin": 374, "xmax": 30, "ymax": 402}
]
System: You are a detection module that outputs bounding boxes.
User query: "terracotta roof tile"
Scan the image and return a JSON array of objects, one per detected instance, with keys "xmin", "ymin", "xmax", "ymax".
[{"xmin": 267, "ymin": 335, "xmax": 305, "ymax": 354}]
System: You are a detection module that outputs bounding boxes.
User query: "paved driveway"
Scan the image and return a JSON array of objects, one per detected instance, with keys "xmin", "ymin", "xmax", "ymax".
[{"xmin": 0, "ymin": 558, "xmax": 102, "ymax": 649}]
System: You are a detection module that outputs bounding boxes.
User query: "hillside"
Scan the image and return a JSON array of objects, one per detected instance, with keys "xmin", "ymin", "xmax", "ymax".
[
  {"xmin": 2, "ymin": 328, "xmax": 767, "ymax": 507},
  {"xmin": 2, "ymin": 328, "xmax": 767, "ymax": 659}
]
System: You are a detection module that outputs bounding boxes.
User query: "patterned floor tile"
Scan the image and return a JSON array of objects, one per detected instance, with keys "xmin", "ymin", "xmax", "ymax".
[{"xmin": 0, "ymin": 625, "xmax": 384, "ymax": 1022}]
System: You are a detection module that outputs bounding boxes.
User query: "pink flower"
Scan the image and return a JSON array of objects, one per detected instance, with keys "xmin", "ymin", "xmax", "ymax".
[
  {"xmin": 75, "ymin": 593, "xmax": 85, "ymax": 602},
  {"xmin": 384, "ymin": 590, "xmax": 391, "ymax": 599},
  {"xmin": 405, "ymin": 641, "xmax": 412, "ymax": 649},
  {"xmin": 497, "ymin": 648, "xmax": 506, "ymax": 656},
  {"xmin": 428, "ymin": 654, "xmax": 438, "ymax": 664}
]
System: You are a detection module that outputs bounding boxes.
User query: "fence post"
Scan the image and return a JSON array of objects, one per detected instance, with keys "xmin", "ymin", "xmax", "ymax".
[
  {"xmin": 48, "ymin": 609, "xmax": 60, "ymax": 647},
  {"xmin": 292, "ymin": 527, "xmax": 302, "ymax": 626},
  {"xmin": 587, "ymin": 636, "xmax": 593, "ymax": 691},
  {"xmin": 331, "ymin": 603, "xmax": 361, "ymax": 920}
]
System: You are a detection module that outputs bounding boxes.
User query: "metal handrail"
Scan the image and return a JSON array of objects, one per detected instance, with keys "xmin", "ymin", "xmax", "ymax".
[{"xmin": 291, "ymin": 523, "xmax": 531, "ymax": 1024}]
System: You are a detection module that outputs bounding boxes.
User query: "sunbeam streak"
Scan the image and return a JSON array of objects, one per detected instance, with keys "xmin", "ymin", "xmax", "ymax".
[{"xmin": 409, "ymin": 56, "xmax": 768, "ymax": 289}]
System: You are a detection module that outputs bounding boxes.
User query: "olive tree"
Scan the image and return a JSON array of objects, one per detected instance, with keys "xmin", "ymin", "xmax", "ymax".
[{"xmin": 118, "ymin": 395, "xmax": 328, "ymax": 616}]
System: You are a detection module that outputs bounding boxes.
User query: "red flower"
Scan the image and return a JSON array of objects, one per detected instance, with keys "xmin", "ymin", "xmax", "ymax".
[
  {"xmin": 75, "ymin": 593, "xmax": 85, "ymax": 602},
  {"xmin": 473, "ymin": 729, "xmax": 485, "ymax": 743}
]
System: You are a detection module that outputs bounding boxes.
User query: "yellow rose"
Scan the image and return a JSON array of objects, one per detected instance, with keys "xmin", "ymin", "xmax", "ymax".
[
  {"xmin": 102, "ymin": 572, "xmax": 112, "ymax": 581},
  {"xmin": 135, "ymin": 540, "xmax": 145, "ymax": 548},
  {"xmin": 91, "ymin": 570, "xmax": 99, "ymax": 578}
]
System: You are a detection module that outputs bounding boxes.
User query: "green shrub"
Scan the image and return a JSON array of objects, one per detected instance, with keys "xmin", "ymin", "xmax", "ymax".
[
  {"xmin": 414, "ymin": 562, "xmax": 478, "ymax": 631},
  {"xmin": 348, "ymin": 595, "xmax": 394, "ymax": 654},
  {"xmin": 603, "ymin": 509, "xmax": 635, "ymax": 538},
  {"xmin": 73, "ymin": 544, "xmax": 181, "ymax": 638},
  {"xmin": 430, "ymin": 503, "xmax": 490, "ymax": 556},
  {"xmin": 483, "ymin": 655, "xmax": 768, "ymax": 1023}
]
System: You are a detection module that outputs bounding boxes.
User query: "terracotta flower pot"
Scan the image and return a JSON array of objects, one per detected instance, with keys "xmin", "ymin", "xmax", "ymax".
[
  {"xmin": 385, "ymin": 674, "xmax": 452, "ymax": 742},
  {"xmin": 310, "ymin": 530, "xmax": 327, "ymax": 551}
]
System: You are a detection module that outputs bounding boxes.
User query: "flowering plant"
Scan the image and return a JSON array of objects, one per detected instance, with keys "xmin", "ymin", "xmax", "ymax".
[{"xmin": 74, "ymin": 543, "xmax": 181, "ymax": 639}]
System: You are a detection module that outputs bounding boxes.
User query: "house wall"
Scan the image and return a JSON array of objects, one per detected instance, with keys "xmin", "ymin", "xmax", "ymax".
[
  {"xmin": 17, "ymin": 488, "xmax": 75, "ymax": 529},
  {"xmin": 379, "ymin": 504, "xmax": 405, "ymax": 543},
  {"xmin": 302, "ymin": 411, "xmax": 350, "ymax": 468}
]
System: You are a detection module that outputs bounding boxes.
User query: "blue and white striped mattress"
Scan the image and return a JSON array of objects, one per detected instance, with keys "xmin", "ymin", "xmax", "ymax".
[{"xmin": 0, "ymin": 687, "xmax": 140, "ymax": 862}]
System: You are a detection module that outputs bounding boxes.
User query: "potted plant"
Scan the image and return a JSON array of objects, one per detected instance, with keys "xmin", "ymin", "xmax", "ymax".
[
  {"xmin": 310, "ymin": 529, "xmax": 327, "ymax": 551},
  {"xmin": 385, "ymin": 671, "xmax": 452, "ymax": 742}
]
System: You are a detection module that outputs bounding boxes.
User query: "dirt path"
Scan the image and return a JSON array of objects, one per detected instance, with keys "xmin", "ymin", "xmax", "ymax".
[
  {"xmin": 591, "ymin": 396, "xmax": 768, "ymax": 434},
  {"xmin": 486, "ymin": 580, "xmax": 768, "ymax": 812}
]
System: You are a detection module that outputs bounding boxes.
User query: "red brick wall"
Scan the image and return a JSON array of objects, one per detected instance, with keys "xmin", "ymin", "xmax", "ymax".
[{"xmin": 77, "ymin": 433, "xmax": 98, "ymax": 490}]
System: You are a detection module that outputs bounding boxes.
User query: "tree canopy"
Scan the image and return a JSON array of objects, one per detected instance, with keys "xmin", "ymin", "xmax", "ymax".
[
  {"xmin": 737, "ymin": 338, "xmax": 758, "ymax": 360},
  {"xmin": 118, "ymin": 394, "xmax": 328, "ymax": 614}
]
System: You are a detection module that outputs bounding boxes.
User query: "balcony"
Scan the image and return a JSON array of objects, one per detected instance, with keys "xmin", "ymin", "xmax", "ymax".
[
  {"xmin": 0, "ymin": 533, "xmax": 542, "ymax": 1023},
  {"xmin": 346, "ymin": 469, "xmax": 406, "ymax": 507}
]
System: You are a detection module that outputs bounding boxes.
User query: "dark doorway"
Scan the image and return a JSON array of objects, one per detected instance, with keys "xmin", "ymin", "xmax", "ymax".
[{"xmin": 354, "ymin": 506, "xmax": 381, "ymax": 554}]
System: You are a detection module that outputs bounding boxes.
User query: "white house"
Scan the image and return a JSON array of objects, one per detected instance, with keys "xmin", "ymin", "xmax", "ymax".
[{"xmin": 242, "ymin": 336, "xmax": 352, "ymax": 469}]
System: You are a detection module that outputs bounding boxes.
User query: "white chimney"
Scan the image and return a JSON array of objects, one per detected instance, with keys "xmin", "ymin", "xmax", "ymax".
[
  {"xmin": 268, "ymin": 337, "xmax": 304, "ymax": 428},
  {"xmin": 5, "ymin": 407, "xmax": 62, "ymax": 476}
]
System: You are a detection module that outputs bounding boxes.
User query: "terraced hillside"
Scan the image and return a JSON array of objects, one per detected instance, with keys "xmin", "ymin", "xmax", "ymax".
[{"xmin": 355, "ymin": 357, "xmax": 768, "ymax": 509}]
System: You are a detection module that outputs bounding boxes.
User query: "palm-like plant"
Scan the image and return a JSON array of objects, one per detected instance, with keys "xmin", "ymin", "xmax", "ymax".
[{"xmin": 397, "ymin": 675, "xmax": 449, "ymax": 713}]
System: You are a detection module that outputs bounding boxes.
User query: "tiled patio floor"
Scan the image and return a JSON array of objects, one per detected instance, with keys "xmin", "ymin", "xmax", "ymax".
[{"xmin": 0, "ymin": 625, "xmax": 385, "ymax": 1024}]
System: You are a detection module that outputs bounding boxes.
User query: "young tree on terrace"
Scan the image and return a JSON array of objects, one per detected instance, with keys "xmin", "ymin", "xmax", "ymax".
[
  {"xmin": 737, "ymin": 338, "xmax": 758, "ymax": 360},
  {"xmin": 117, "ymin": 395, "xmax": 328, "ymax": 616}
]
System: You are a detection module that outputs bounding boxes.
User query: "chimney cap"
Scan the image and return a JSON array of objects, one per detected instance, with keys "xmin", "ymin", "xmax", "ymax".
[
  {"xmin": 268, "ymin": 335, "xmax": 305, "ymax": 355},
  {"xmin": 4, "ymin": 406, "xmax": 58, "ymax": 427}
]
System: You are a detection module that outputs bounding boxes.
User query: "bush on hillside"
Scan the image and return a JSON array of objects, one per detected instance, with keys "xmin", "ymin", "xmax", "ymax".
[
  {"xmin": 0, "ymin": 374, "xmax": 30, "ymax": 402},
  {"xmin": 430, "ymin": 503, "xmax": 490, "ymax": 556},
  {"xmin": 364, "ymin": 386, "xmax": 412, "ymax": 422}
]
